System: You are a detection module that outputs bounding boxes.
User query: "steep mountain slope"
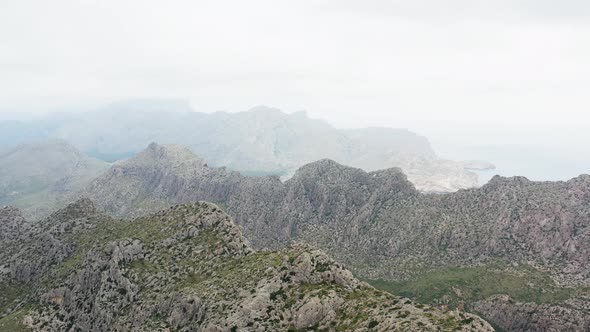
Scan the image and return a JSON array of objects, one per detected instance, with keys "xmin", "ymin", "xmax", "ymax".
[
  {"xmin": 0, "ymin": 201, "xmax": 493, "ymax": 332},
  {"xmin": 0, "ymin": 102, "xmax": 481, "ymax": 192},
  {"xmin": 83, "ymin": 143, "xmax": 590, "ymax": 331},
  {"xmin": 0, "ymin": 140, "xmax": 109, "ymax": 219}
]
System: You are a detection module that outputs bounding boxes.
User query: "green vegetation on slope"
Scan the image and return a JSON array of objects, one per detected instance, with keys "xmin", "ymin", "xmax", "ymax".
[
  {"xmin": 366, "ymin": 264, "xmax": 589, "ymax": 308},
  {"xmin": 0, "ymin": 309, "xmax": 28, "ymax": 332},
  {"xmin": 0, "ymin": 283, "xmax": 29, "ymax": 318}
]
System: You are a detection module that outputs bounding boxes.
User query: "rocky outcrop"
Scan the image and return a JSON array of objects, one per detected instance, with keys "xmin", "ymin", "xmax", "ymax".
[
  {"xmin": 0, "ymin": 199, "xmax": 104, "ymax": 285},
  {"xmin": 0, "ymin": 206, "xmax": 29, "ymax": 242},
  {"xmin": 0, "ymin": 201, "xmax": 493, "ymax": 331},
  {"xmin": 471, "ymin": 295, "xmax": 590, "ymax": 332}
]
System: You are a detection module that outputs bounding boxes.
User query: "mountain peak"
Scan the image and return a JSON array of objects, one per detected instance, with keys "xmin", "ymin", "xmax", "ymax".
[
  {"xmin": 292, "ymin": 158, "xmax": 357, "ymax": 175},
  {"xmin": 245, "ymin": 105, "xmax": 284, "ymax": 115},
  {"xmin": 0, "ymin": 105, "xmax": 480, "ymax": 192},
  {"xmin": 150, "ymin": 201, "xmax": 254, "ymax": 256},
  {"xmin": 485, "ymin": 175, "xmax": 531, "ymax": 188},
  {"xmin": 127, "ymin": 142, "xmax": 206, "ymax": 168},
  {"xmin": 145, "ymin": 142, "xmax": 198, "ymax": 157},
  {"xmin": 47, "ymin": 198, "xmax": 98, "ymax": 221},
  {"xmin": 567, "ymin": 173, "xmax": 590, "ymax": 185},
  {"xmin": 291, "ymin": 159, "xmax": 411, "ymax": 188}
]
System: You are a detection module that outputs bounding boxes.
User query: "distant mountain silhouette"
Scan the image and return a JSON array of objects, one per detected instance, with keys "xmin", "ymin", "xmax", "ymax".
[{"xmin": 0, "ymin": 101, "xmax": 483, "ymax": 192}]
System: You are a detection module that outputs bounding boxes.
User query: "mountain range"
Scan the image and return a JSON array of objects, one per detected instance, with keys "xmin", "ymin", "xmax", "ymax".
[
  {"xmin": 0, "ymin": 129, "xmax": 588, "ymax": 330},
  {"xmin": 79, "ymin": 143, "xmax": 590, "ymax": 331},
  {"xmin": 0, "ymin": 102, "xmax": 487, "ymax": 192}
]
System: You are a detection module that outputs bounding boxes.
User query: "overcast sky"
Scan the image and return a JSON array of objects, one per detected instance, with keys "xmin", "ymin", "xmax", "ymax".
[{"xmin": 1, "ymin": 0, "xmax": 590, "ymax": 148}]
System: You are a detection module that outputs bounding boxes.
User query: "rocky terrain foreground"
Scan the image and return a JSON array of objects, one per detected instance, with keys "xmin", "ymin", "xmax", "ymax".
[
  {"xmin": 82, "ymin": 143, "xmax": 590, "ymax": 331},
  {"xmin": 0, "ymin": 200, "xmax": 493, "ymax": 331}
]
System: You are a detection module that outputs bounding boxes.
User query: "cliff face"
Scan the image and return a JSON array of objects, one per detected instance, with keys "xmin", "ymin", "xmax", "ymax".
[
  {"xmin": 0, "ymin": 201, "xmax": 492, "ymax": 332},
  {"xmin": 82, "ymin": 143, "xmax": 590, "ymax": 331}
]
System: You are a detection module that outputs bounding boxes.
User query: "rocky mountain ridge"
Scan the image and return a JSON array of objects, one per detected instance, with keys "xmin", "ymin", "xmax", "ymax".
[
  {"xmin": 81, "ymin": 143, "xmax": 590, "ymax": 331},
  {"xmin": 84, "ymin": 144, "xmax": 590, "ymax": 282},
  {"xmin": 0, "ymin": 200, "xmax": 493, "ymax": 331}
]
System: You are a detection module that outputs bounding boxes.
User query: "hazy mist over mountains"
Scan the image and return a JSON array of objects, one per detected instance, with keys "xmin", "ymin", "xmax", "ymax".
[
  {"xmin": 2, "ymin": 100, "xmax": 589, "ymax": 184},
  {"xmin": 0, "ymin": 102, "xmax": 482, "ymax": 194},
  {"xmin": 2, "ymin": 1, "xmax": 590, "ymax": 331}
]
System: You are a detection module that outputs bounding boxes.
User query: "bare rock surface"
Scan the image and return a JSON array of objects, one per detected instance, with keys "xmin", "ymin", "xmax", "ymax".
[{"xmin": 471, "ymin": 295, "xmax": 590, "ymax": 332}]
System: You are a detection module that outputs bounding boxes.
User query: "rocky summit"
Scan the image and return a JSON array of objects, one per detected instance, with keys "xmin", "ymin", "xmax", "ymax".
[
  {"xmin": 82, "ymin": 143, "xmax": 590, "ymax": 331},
  {"xmin": 0, "ymin": 200, "xmax": 493, "ymax": 331}
]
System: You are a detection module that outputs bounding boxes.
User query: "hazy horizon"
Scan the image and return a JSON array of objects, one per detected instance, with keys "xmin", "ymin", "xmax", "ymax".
[
  {"xmin": 2, "ymin": 0, "xmax": 590, "ymax": 181},
  {"xmin": 1, "ymin": 99, "xmax": 589, "ymax": 183}
]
